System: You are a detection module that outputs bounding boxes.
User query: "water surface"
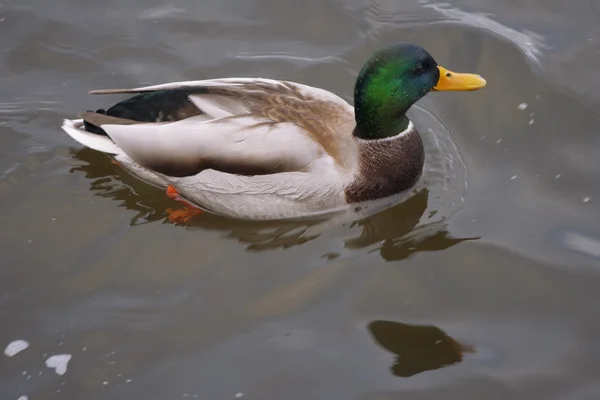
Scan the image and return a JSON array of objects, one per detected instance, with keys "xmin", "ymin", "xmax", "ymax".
[{"xmin": 2, "ymin": 0, "xmax": 600, "ymax": 399}]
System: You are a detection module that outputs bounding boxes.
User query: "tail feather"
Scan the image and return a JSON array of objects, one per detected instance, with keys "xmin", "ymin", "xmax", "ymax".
[
  {"xmin": 82, "ymin": 108, "xmax": 108, "ymax": 135},
  {"xmin": 61, "ymin": 118, "xmax": 123, "ymax": 155}
]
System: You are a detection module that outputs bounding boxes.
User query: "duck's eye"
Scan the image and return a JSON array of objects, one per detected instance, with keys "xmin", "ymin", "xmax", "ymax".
[{"xmin": 413, "ymin": 65, "xmax": 425, "ymax": 75}]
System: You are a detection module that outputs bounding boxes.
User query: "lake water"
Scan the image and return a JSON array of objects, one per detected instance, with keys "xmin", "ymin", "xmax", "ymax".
[{"xmin": 2, "ymin": 0, "xmax": 600, "ymax": 399}]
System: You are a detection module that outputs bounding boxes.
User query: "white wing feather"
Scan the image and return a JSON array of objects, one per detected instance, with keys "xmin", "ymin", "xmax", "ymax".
[{"xmin": 101, "ymin": 114, "xmax": 323, "ymax": 175}]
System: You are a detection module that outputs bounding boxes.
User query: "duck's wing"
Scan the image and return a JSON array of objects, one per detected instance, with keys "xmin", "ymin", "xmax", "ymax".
[{"xmin": 81, "ymin": 78, "xmax": 356, "ymax": 177}]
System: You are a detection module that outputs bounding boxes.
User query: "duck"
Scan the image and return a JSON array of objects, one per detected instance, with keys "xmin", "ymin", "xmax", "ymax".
[{"xmin": 61, "ymin": 43, "xmax": 486, "ymax": 222}]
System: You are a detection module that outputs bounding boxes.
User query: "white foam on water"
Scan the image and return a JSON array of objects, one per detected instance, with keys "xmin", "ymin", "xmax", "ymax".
[
  {"xmin": 18, "ymin": 396, "xmax": 28, "ymax": 400},
  {"xmin": 45, "ymin": 354, "xmax": 72, "ymax": 376},
  {"xmin": 4, "ymin": 340, "xmax": 29, "ymax": 357}
]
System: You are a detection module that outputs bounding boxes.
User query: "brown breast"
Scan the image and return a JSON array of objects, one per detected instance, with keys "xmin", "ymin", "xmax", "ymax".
[{"xmin": 344, "ymin": 128, "xmax": 425, "ymax": 203}]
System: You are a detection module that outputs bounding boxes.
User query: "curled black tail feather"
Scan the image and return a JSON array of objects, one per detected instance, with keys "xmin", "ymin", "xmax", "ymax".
[{"xmin": 83, "ymin": 109, "xmax": 108, "ymax": 135}]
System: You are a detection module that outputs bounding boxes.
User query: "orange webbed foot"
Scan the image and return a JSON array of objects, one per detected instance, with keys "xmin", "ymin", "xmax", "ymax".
[
  {"xmin": 166, "ymin": 184, "xmax": 179, "ymax": 199},
  {"xmin": 165, "ymin": 185, "xmax": 204, "ymax": 224},
  {"xmin": 166, "ymin": 207, "xmax": 204, "ymax": 224}
]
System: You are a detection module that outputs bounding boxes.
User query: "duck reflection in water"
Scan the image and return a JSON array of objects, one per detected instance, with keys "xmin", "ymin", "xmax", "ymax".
[
  {"xmin": 70, "ymin": 147, "xmax": 478, "ymax": 260},
  {"xmin": 367, "ymin": 320, "xmax": 475, "ymax": 377}
]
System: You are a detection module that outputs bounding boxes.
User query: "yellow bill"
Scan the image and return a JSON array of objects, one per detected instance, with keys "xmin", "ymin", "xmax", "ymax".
[{"xmin": 432, "ymin": 66, "xmax": 487, "ymax": 91}]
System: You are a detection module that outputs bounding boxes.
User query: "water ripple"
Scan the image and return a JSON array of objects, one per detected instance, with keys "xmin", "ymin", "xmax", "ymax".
[{"xmin": 421, "ymin": 1, "xmax": 548, "ymax": 67}]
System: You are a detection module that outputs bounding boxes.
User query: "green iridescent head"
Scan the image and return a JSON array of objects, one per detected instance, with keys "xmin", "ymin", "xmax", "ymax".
[{"xmin": 353, "ymin": 44, "xmax": 486, "ymax": 140}]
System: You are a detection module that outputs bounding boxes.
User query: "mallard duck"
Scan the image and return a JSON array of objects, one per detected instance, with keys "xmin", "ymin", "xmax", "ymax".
[{"xmin": 62, "ymin": 43, "xmax": 485, "ymax": 221}]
